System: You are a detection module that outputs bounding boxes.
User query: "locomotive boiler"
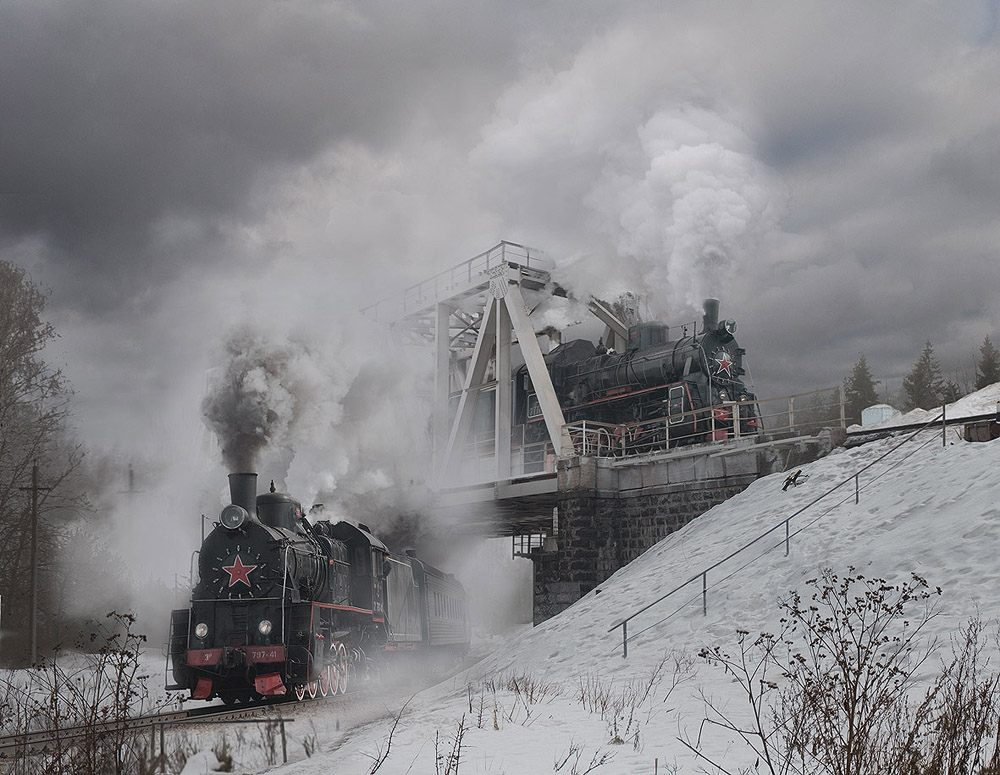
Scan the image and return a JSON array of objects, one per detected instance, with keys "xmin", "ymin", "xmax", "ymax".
[
  {"xmin": 167, "ymin": 473, "xmax": 469, "ymax": 705},
  {"xmin": 514, "ymin": 298, "xmax": 757, "ymax": 455}
]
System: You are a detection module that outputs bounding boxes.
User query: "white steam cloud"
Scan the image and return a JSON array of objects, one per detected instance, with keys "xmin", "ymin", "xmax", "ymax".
[
  {"xmin": 473, "ymin": 20, "xmax": 784, "ymax": 320},
  {"xmin": 586, "ymin": 107, "xmax": 781, "ymax": 314}
]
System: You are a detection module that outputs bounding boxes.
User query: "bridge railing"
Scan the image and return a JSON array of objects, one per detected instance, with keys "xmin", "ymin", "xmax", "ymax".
[
  {"xmin": 565, "ymin": 399, "xmax": 761, "ymax": 458},
  {"xmin": 567, "ymin": 386, "xmax": 847, "ymax": 459},
  {"xmin": 754, "ymin": 386, "xmax": 846, "ymax": 436},
  {"xmin": 362, "ymin": 241, "xmax": 548, "ymax": 322},
  {"xmin": 606, "ymin": 410, "xmax": 947, "ymax": 658},
  {"xmin": 453, "ymin": 386, "xmax": 848, "ymax": 482}
]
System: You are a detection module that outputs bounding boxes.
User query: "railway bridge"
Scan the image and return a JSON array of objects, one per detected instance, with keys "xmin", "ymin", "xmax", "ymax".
[
  {"xmin": 434, "ymin": 432, "xmax": 840, "ymax": 623},
  {"xmin": 367, "ymin": 242, "xmax": 845, "ymax": 623}
]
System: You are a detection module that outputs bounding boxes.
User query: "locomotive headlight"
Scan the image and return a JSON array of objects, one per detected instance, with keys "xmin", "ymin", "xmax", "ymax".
[
  {"xmin": 194, "ymin": 622, "xmax": 209, "ymax": 639},
  {"xmin": 258, "ymin": 619, "xmax": 273, "ymax": 636},
  {"xmin": 718, "ymin": 390, "xmax": 729, "ymax": 401},
  {"xmin": 220, "ymin": 504, "xmax": 249, "ymax": 530}
]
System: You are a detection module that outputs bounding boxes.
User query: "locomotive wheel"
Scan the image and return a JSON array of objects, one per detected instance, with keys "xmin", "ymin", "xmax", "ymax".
[
  {"xmin": 331, "ymin": 659, "xmax": 343, "ymax": 696},
  {"xmin": 293, "ymin": 684, "xmax": 306, "ymax": 702},
  {"xmin": 318, "ymin": 666, "xmax": 331, "ymax": 697},
  {"xmin": 306, "ymin": 680, "xmax": 318, "ymax": 700},
  {"xmin": 335, "ymin": 642, "xmax": 349, "ymax": 694}
]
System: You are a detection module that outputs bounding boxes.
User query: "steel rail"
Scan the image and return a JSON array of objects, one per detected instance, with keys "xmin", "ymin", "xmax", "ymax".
[{"xmin": 0, "ymin": 688, "xmax": 358, "ymax": 758}]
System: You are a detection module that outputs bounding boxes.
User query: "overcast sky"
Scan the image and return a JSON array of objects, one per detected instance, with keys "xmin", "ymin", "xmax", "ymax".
[{"xmin": 4, "ymin": 0, "xmax": 1000, "ymax": 462}]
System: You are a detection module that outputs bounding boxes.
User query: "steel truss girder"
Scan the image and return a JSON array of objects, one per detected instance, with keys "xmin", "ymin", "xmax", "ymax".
[{"xmin": 365, "ymin": 242, "xmax": 631, "ymax": 487}]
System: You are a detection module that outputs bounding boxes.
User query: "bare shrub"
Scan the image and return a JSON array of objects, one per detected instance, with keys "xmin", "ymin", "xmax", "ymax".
[
  {"xmin": 0, "ymin": 611, "xmax": 167, "ymax": 775},
  {"xmin": 434, "ymin": 714, "xmax": 468, "ymax": 775},
  {"xmin": 552, "ymin": 738, "xmax": 614, "ymax": 774},
  {"xmin": 696, "ymin": 569, "xmax": 1000, "ymax": 775},
  {"xmin": 471, "ymin": 670, "xmax": 560, "ymax": 729},
  {"xmin": 301, "ymin": 721, "xmax": 319, "ymax": 759},
  {"xmin": 893, "ymin": 617, "xmax": 1000, "ymax": 774},
  {"xmin": 363, "ymin": 695, "xmax": 414, "ymax": 774},
  {"xmin": 577, "ymin": 652, "xmax": 693, "ymax": 751}
]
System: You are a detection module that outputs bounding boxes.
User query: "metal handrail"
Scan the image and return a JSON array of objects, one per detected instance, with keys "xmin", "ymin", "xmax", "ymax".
[
  {"xmin": 565, "ymin": 399, "xmax": 758, "ymax": 458},
  {"xmin": 281, "ymin": 544, "xmax": 290, "ymax": 647},
  {"xmin": 608, "ymin": 409, "xmax": 947, "ymax": 658},
  {"xmin": 362, "ymin": 241, "xmax": 545, "ymax": 322}
]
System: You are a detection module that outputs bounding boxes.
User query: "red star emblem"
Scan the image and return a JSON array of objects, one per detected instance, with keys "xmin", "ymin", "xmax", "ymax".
[
  {"xmin": 714, "ymin": 352, "xmax": 733, "ymax": 377},
  {"xmin": 222, "ymin": 555, "xmax": 257, "ymax": 588}
]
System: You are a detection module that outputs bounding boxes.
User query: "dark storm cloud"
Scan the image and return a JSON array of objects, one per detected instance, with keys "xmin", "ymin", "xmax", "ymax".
[
  {"xmin": 0, "ymin": 0, "xmax": 521, "ymax": 310},
  {"xmin": 3, "ymin": 0, "xmax": 1000, "ymax": 461}
]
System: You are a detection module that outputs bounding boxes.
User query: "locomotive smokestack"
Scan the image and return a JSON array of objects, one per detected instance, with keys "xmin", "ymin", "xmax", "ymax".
[
  {"xmin": 228, "ymin": 472, "xmax": 258, "ymax": 514},
  {"xmin": 703, "ymin": 298, "xmax": 720, "ymax": 332}
]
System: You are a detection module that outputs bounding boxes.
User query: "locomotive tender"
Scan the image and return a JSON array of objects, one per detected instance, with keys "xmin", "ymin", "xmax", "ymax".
[
  {"xmin": 167, "ymin": 473, "xmax": 469, "ymax": 704},
  {"xmin": 514, "ymin": 298, "xmax": 757, "ymax": 454}
]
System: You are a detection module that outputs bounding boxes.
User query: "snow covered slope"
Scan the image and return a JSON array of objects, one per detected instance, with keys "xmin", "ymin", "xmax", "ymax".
[
  {"xmin": 852, "ymin": 383, "xmax": 1000, "ymax": 431},
  {"xmin": 264, "ymin": 417, "xmax": 1000, "ymax": 774}
]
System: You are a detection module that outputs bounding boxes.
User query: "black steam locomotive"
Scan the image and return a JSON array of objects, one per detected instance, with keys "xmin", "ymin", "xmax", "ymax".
[
  {"xmin": 167, "ymin": 473, "xmax": 469, "ymax": 704},
  {"xmin": 514, "ymin": 299, "xmax": 757, "ymax": 455}
]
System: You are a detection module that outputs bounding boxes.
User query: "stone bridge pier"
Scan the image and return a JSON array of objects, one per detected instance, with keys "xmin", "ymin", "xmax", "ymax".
[{"xmin": 529, "ymin": 441, "xmax": 816, "ymax": 624}]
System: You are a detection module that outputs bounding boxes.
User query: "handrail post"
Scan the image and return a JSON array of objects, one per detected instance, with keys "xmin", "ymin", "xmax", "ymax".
[{"xmin": 607, "ymin": 413, "xmax": 938, "ymax": 660}]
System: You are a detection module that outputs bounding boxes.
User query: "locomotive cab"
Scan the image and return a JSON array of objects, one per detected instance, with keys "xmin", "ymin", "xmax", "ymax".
[
  {"xmin": 327, "ymin": 521, "xmax": 389, "ymax": 625},
  {"xmin": 627, "ymin": 321, "xmax": 668, "ymax": 350},
  {"xmin": 257, "ymin": 488, "xmax": 307, "ymax": 533}
]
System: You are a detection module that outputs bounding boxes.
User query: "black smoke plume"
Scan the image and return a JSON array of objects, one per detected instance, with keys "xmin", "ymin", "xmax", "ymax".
[{"xmin": 201, "ymin": 326, "xmax": 298, "ymax": 473}]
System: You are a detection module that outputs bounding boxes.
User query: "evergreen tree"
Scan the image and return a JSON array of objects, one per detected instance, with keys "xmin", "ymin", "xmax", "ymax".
[
  {"xmin": 941, "ymin": 379, "xmax": 963, "ymax": 404},
  {"xmin": 902, "ymin": 340, "xmax": 946, "ymax": 411},
  {"xmin": 796, "ymin": 389, "xmax": 841, "ymax": 430},
  {"xmin": 975, "ymin": 336, "xmax": 1000, "ymax": 389},
  {"xmin": 842, "ymin": 354, "xmax": 880, "ymax": 425}
]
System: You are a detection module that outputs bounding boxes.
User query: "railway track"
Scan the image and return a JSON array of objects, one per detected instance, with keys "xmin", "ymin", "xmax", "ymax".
[{"xmin": 0, "ymin": 688, "xmax": 359, "ymax": 760}]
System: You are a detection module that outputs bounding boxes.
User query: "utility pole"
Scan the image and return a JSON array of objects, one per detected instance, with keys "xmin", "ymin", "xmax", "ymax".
[{"xmin": 20, "ymin": 461, "xmax": 50, "ymax": 665}]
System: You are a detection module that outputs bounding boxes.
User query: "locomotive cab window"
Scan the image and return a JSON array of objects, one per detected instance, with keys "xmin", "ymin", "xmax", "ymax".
[{"xmin": 667, "ymin": 385, "xmax": 687, "ymax": 425}]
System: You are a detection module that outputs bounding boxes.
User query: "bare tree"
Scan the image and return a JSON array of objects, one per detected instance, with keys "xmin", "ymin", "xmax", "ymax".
[{"xmin": 0, "ymin": 261, "xmax": 82, "ymax": 664}]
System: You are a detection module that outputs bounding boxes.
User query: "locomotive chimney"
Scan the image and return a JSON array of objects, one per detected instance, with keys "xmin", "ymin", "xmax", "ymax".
[
  {"xmin": 228, "ymin": 472, "xmax": 258, "ymax": 514},
  {"xmin": 702, "ymin": 298, "xmax": 720, "ymax": 332},
  {"xmin": 542, "ymin": 326, "xmax": 562, "ymax": 352}
]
